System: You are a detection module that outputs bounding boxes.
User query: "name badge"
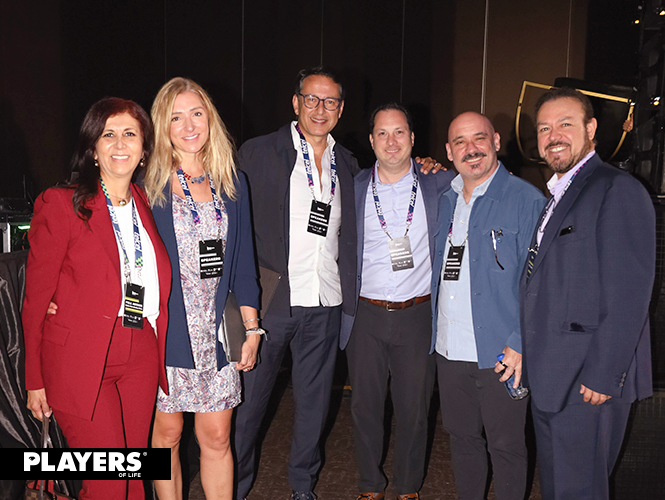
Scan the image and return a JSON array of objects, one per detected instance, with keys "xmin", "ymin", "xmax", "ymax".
[
  {"xmin": 307, "ymin": 200, "xmax": 331, "ymax": 237},
  {"xmin": 123, "ymin": 282, "xmax": 145, "ymax": 329},
  {"xmin": 443, "ymin": 245, "xmax": 465, "ymax": 281},
  {"xmin": 199, "ymin": 239, "xmax": 224, "ymax": 279},
  {"xmin": 388, "ymin": 235, "xmax": 415, "ymax": 271}
]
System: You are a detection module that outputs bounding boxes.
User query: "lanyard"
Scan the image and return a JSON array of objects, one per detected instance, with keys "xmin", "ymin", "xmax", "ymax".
[
  {"xmin": 100, "ymin": 179, "xmax": 142, "ymax": 282},
  {"xmin": 537, "ymin": 161, "xmax": 585, "ymax": 235},
  {"xmin": 371, "ymin": 161, "xmax": 419, "ymax": 240},
  {"xmin": 175, "ymin": 168, "xmax": 224, "ymax": 240},
  {"xmin": 527, "ymin": 162, "xmax": 586, "ymax": 280},
  {"xmin": 447, "ymin": 203, "xmax": 468, "ymax": 248},
  {"xmin": 295, "ymin": 124, "xmax": 337, "ymax": 204}
]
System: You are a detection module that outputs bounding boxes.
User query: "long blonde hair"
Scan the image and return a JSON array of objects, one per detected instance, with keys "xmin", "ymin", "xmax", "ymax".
[{"xmin": 144, "ymin": 77, "xmax": 237, "ymax": 207}]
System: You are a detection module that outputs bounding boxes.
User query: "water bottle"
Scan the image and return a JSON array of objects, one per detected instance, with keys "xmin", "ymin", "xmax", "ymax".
[{"xmin": 497, "ymin": 353, "xmax": 529, "ymax": 400}]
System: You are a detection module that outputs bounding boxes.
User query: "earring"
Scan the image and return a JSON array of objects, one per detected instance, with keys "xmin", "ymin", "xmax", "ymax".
[
  {"xmin": 139, "ymin": 157, "xmax": 145, "ymax": 167},
  {"xmin": 94, "ymin": 159, "xmax": 99, "ymax": 167}
]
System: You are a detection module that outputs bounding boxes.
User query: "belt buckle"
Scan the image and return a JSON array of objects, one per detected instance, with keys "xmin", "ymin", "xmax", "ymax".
[{"xmin": 386, "ymin": 301, "xmax": 397, "ymax": 312}]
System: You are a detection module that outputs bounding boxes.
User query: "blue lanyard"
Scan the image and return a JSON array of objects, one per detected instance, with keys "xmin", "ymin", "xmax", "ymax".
[
  {"xmin": 295, "ymin": 124, "xmax": 337, "ymax": 204},
  {"xmin": 99, "ymin": 179, "xmax": 142, "ymax": 282},
  {"xmin": 370, "ymin": 160, "xmax": 419, "ymax": 240},
  {"xmin": 175, "ymin": 168, "xmax": 224, "ymax": 240}
]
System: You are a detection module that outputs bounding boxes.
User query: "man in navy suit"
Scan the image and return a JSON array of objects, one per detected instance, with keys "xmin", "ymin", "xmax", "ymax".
[
  {"xmin": 520, "ymin": 87, "xmax": 655, "ymax": 500},
  {"xmin": 431, "ymin": 112, "xmax": 545, "ymax": 499},
  {"xmin": 340, "ymin": 103, "xmax": 454, "ymax": 500},
  {"xmin": 235, "ymin": 67, "xmax": 359, "ymax": 500}
]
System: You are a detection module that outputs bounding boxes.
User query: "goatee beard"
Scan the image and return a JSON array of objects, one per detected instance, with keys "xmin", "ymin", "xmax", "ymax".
[{"xmin": 545, "ymin": 140, "xmax": 594, "ymax": 174}]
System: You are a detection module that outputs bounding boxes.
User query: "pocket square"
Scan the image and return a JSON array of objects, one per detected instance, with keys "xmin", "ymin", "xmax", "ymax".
[{"xmin": 559, "ymin": 225, "xmax": 574, "ymax": 236}]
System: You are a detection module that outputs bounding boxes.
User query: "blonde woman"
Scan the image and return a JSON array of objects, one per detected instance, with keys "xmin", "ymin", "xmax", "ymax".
[{"xmin": 146, "ymin": 77, "xmax": 261, "ymax": 500}]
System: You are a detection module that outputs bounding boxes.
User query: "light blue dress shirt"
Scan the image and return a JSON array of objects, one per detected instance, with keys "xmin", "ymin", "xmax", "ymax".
[
  {"xmin": 359, "ymin": 160, "xmax": 431, "ymax": 302},
  {"xmin": 436, "ymin": 167, "xmax": 499, "ymax": 361}
]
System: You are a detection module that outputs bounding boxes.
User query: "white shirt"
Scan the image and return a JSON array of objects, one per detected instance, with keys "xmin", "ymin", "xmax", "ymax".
[
  {"xmin": 288, "ymin": 121, "xmax": 343, "ymax": 307},
  {"xmin": 436, "ymin": 168, "xmax": 499, "ymax": 362},
  {"xmin": 537, "ymin": 150, "xmax": 595, "ymax": 246},
  {"xmin": 112, "ymin": 202, "xmax": 160, "ymax": 330}
]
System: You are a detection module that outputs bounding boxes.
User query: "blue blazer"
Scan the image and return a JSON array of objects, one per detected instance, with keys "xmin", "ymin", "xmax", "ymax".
[
  {"xmin": 151, "ymin": 172, "xmax": 260, "ymax": 371},
  {"xmin": 430, "ymin": 163, "xmax": 546, "ymax": 368},
  {"xmin": 339, "ymin": 163, "xmax": 455, "ymax": 349},
  {"xmin": 520, "ymin": 153, "xmax": 655, "ymax": 412}
]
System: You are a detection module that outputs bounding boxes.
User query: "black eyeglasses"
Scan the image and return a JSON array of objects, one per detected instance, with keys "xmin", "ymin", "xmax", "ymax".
[{"xmin": 298, "ymin": 93, "xmax": 342, "ymax": 111}]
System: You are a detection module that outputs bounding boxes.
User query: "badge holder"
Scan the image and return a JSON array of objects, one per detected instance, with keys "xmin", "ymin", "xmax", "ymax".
[{"xmin": 199, "ymin": 239, "xmax": 224, "ymax": 279}]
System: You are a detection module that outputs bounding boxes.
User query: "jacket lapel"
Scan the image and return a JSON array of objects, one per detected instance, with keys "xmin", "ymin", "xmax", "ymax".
[
  {"xmin": 355, "ymin": 168, "xmax": 371, "ymax": 277},
  {"xmin": 417, "ymin": 166, "xmax": 439, "ymax": 263},
  {"xmin": 223, "ymin": 189, "xmax": 238, "ymax": 279},
  {"xmin": 529, "ymin": 156, "xmax": 598, "ymax": 278},
  {"xmin": 86, "ymin": 190, "xmax": 122, "ymax": 282},
  {"xmin": 132, "ymin": 184, "xmax": 171, "ymax": 301}
]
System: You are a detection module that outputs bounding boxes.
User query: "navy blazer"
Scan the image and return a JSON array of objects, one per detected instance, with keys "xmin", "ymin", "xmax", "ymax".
[
  {"xmin": 151, "ymin": 172, "xmax": 260, "ymax": 371},
  {"xmin": 339, "ymin": 163, "xmax": 455, "ymax": 349},
  {"xmin": 238, "ymin": 123, "xmax": 360, "ymax": 318},
  {"xmin": 430, "ymin": 164, "xmax": 546, "ymax": 367},
  {"xmin": 520, "ymin": 153, "xmax": 655, "ymax": 413}
]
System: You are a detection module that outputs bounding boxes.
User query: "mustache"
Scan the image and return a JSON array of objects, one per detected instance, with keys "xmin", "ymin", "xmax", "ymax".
[
  {"xmin": 546, "ymin": 141, "xmax": 568, "ymax": 151},
  {"xmin": 462, "ymin": 152, "xmax": 487, "ymax": 162}
]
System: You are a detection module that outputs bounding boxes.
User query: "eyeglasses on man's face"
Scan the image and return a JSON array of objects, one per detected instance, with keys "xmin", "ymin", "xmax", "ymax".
[{"xmin": 298, "ymin": 93, "xmax": 342, "ymax": 111}]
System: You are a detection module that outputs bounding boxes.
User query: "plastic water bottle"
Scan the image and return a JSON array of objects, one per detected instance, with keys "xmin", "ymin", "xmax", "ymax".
[{"xmin": 497, "ymin": 353, "xmax": 529, "ymax": 400}]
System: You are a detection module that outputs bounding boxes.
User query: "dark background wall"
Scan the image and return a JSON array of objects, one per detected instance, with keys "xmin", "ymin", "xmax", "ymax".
[{"xmin": 0, "ymin": 0, "xmax": 642, "ymax": 199}]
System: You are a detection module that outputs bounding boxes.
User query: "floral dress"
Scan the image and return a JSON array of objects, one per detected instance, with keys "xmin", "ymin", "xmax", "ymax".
[{"xmin": 156, "ymin": 193, "xmax": 241, "ymax": 413}]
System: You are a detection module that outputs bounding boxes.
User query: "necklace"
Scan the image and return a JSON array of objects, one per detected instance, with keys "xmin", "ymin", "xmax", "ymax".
[
  {"xmin": 107, "ymin": 192, "xmax": 131, "ymax": 206},
  {"xmin": 181, "ymin": 170, "xmax": 207, "ymax": 184}
]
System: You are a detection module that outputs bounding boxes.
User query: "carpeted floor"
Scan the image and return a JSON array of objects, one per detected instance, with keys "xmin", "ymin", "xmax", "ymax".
[{"xmin": 183, "ymin": 356, "xmax": 543, "ymax": 500}]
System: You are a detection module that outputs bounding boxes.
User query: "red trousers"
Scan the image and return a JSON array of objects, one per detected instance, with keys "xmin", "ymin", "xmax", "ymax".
[{"xmin": 52, "ymin": 318, "xmax": 159, "ymax": 500}]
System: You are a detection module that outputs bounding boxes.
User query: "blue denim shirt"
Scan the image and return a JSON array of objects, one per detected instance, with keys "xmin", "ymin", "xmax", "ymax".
[{"xmin": 430, "ymin": 163, "xmax": 546, "ymax": 368}]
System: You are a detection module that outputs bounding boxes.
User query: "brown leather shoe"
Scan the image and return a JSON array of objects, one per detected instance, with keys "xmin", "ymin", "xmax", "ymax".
[
  {"xmin": 396, "ymin": 494, "xmax": 419, "ymax": 500},
  {"xmin": 356, "ymin": 493, "xmax": 385, "ymax": 500}
]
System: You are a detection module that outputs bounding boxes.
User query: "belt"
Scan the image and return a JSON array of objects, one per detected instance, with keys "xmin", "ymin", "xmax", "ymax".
[{"xmin": 359, "ymin": 294, "xmax": 431, "ymax": 311}]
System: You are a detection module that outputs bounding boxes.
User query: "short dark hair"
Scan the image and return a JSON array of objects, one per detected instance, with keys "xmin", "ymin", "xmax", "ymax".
[
  {"xmin": 68, "ymin": 97, "xmax": 154, "ymax": 221},
  {"xmin": 535, "ymin": 86, "xmax": 594, "ymax": 124},
  {"xmin": 295, "ymin": 66, "xmax": 345, "ymax": 100},
  {"xmin": 369, "ymin": 102, "xmax": 413, "ymax": 134}
]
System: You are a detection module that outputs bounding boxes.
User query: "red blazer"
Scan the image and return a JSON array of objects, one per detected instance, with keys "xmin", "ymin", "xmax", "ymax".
[{"xmin": 22, "ymin": 184, "xmax": 171, "ymax": 421}]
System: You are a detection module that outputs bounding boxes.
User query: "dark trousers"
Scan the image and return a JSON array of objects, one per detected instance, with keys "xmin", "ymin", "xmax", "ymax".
[
  {"xmin": 436, "ymin": 355, "xmax": 528, "ymax": 500},
  {"xmin": 345, "ymin": 299, "xmax": 435, "ymax": 495},
  {"xmin": 233, "ymin": 305, "xmax": 341, "ymax": 497},
  {"xmin": 531, "ymin": 400, "xmax": 632, "ymax": 500},
  {"xmin": 52, "ymin": 318, "xmax": 159, "ymax": 500}
]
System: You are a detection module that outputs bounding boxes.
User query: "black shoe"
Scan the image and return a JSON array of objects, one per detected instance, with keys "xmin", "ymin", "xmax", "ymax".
[{"xmin": 292, "ymin": 491, "xmax": 317, "ymax": 500}]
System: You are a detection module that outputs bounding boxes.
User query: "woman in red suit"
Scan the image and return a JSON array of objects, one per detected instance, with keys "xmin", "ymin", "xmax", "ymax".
[{"xmin": 22, "ymin": 97, "xmax": 171, "ymax": 500}]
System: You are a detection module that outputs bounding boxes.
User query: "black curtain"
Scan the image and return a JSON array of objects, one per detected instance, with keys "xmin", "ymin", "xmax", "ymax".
[{"xmin": 0, "ymin": 250, "xmax": 79, "ymax": 499}]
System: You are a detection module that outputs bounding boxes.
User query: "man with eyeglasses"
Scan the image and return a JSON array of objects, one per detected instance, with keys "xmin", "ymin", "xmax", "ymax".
[
  {"xmin": 430, "ymin": 112, "xmax": 544, "ymax": 500},
  {"xmin": 340, "ymin": 103, "xmax": 454, "ymax": 500},
  {"xmin": 233, "ymin": 67, "xmax": 358, "ymax": 500}
]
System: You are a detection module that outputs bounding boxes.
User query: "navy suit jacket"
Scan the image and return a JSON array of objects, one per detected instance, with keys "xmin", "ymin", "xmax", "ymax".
[
  {"xmin": 340, "ymin": 163, "xmax": 455, "ymax": 349},
  {"xmin": 238, "ymin": 123, "xmax": 360, "ymax": 318},
  {"xmin": 151, "ymin": 172, "xmax": 260, "ymax": 371},
  {"xmin": 520, "ymin": 153, "xmax": 655, "ymax": 413}
]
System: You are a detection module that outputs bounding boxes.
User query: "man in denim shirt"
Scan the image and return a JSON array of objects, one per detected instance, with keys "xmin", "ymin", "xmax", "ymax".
[{"xmin": 430, "ymin": 112, "xmax": 545, "ymax": 500}]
